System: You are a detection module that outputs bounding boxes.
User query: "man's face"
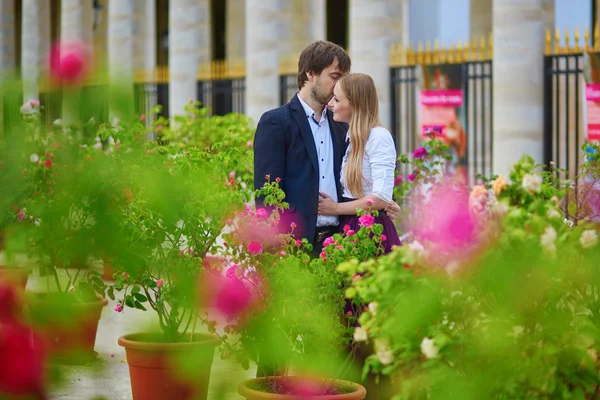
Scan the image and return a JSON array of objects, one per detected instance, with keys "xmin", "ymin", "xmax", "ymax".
[{"xmin": 308, "ymin": 60, "xmax": 345, "ymax": 105}]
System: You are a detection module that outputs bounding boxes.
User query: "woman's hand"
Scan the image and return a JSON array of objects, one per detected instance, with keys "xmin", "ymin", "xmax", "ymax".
[
  {"xmin": 385, "ymin": 200, "xmax": 401, "ymax": 221},
  {"xmin": 318, "ymin": 192, "xmax": 338, "ymax": 215}
]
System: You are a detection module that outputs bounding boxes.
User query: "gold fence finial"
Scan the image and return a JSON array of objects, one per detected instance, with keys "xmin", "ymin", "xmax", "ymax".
[
  {"xmin": 425, "ymin": 40, "xmax": 432, "ymax": 64},
  {"xmin": 564, "ymin": 27, "xmax": 570, "ymax": 54},
  {"xmin": 433, "ymin": 39, "xmax": 440, "ymax": 64},
  {"xmin": 479, "ymin": 36, "xmax": 485, "ymax": 60},
  {"xmin": 456, "ymin": 40, "xmax": 463, "ymax": 63},
  {"xmin": 417, "ymin": 41, "xmax": 424, "ymax": 64},
  {"xmin": 574, "ymin": 25, "xmax": 580, "ymax": 52},
  {"xmin": 555, "ymin": 27, "xmax": 561, "ymax": 54},
  {"xmin": 463, "ymin": 39, "xmax": 470, "ymax": 61},
  {"xmin": 585, "ymin": 25, "xmax": 590, "ymax": 52},
  {"xmin": 595, "ymin": 23, "xmax": 599, "ymax": 50},
  {"xmin": 488, "ymin": 32, "xmax": 493, "ymax": 59},
  {"xmin": 409, "ymin": 43, "xmax": 416, "ymax": 65},
  {"xmin": 472, "ymin": 36, "xmax": 478, "ymax": 60},
  {"xmin": 545, "ymin": 28, "xmax": 551, "ymax": 55}
]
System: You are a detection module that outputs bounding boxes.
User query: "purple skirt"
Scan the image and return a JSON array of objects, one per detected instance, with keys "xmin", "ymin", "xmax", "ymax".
[{"xmin": 338, "ymin": 212, "xmax": 401, "ymax": 254}]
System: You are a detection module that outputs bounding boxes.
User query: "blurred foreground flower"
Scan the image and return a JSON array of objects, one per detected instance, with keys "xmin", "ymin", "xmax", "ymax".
[{"xmin": 49, "ymin": 41, "xmax": 90, "ymax": 85}]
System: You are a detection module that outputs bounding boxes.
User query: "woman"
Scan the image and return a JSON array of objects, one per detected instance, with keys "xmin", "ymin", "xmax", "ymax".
[{"xmin": 318, "ymin": 73, "xmax": 401, "ymax": 253}]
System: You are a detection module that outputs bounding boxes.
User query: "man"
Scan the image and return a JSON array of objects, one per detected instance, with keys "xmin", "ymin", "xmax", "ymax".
[{"xmin": 254, "ymin": 40, "xmax": 399, "ymax": 255}]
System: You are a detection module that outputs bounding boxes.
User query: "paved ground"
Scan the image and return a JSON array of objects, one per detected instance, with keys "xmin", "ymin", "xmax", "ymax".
[{"xmin": 22, "ymin": 273, "xmax": 257, "ymax": 400}]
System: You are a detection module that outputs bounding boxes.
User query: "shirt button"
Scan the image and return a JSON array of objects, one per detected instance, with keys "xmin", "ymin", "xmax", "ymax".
[
  {"xmin": 321, "ymin": 141, "xmax": 323, "ymax": 144},
  {"xmin": 322, "ymin": 176, "xmax": 325, "ymax": 179}
]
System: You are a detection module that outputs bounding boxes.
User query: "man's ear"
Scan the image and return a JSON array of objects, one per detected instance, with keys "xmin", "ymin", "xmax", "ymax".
[{"xmin": 306, "ymin": 71, "xmax": 315, "ymax": 82}]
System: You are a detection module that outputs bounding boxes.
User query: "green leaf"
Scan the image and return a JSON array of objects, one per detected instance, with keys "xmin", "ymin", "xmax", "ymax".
[{"xmin": 134, "ymin": 293, "xmax": 148, "ymax": 302}]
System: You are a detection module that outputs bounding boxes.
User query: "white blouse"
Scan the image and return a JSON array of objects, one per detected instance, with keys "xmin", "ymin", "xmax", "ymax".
[{"xmin": 341, "ymin": 126, "xmax": 397, "ymax": 203}]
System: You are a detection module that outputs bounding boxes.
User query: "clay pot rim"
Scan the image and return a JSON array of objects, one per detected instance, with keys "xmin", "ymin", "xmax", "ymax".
[
  {"xmin": 26, "ymin": 291, "xmax": 108, "ymax": 307},
  {"xmin": 237, "ymin": 376, "xmax": 367, "ymax": 400},
  {"xmin": 118, "ymin": 332, "xmax": 221, "ymax": 351},
  {"xmin": 0, "ymin": 265, "xmax": 32, "ymax": 273}
]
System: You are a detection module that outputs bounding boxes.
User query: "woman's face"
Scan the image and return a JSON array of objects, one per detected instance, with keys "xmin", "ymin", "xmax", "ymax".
[{"xmin": 328, "ymin": 82, "xmax": 352, "ymax": 123}]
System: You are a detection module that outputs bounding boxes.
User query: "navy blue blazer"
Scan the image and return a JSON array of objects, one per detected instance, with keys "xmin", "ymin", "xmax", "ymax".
[{"xmin": 253, "ymin": 95, "xmax": 349, "ymax": 245}]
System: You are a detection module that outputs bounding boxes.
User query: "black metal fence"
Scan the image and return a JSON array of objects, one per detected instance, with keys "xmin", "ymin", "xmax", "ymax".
[
  {"xmin": 280, "ymin": 74, "xmax": 298, "ymax": 105},
  {"xmin": 543, "ymin": 52, "xmax": 585, "ymax": 179},
  {"xmin": 390, "ymin": 60, "xmax": 493, "ymax": 185}
]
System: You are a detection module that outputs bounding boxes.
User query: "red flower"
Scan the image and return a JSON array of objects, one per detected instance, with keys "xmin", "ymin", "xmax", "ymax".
[{"xmin": 44, "ymin": 159, "xmax": 52, "ymax": 168}]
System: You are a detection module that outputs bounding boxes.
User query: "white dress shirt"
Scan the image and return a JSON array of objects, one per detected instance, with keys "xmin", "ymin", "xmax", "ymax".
[
  {"xmin": 341, "ymin": 126, "xmax": 396, "ymax": 203},
  {"xmin": 297, "ymin": 94, "xmax": 339, "ymax": 227}
]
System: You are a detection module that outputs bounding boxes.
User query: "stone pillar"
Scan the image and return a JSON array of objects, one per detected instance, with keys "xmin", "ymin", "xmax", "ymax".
[
  {"xmin": 137, "ymin": 0, "xmax": 157, "ymax": 129},
  {"xmin": 245, "ymin": 0, "xmax": 281, "ymax": 123},
  {"xmin": 60, "ymin": 0, "xmax": 94, "ymax": 126},
  {"xmin": 349, "ymin": 0, "xmax": 405, "ymax": 128},
  {"xmin": 470, "ymin": 0, "xmax": 492, "ymax": 38},
  {"xmin": 279, "ymin": 0, "xmax": 326, "ymax": 60},
  {"xmin": 22, "ymin": 0, "xmax": 51, "ymax": 103},
  {"xmin": 168, "ymin": 0, "xmax": 211, "ymax": 118},
  {"xmin": 492, "ymin": 0, "xmax": 555, "ymax": 175},
  {"xmin": 226, "ymin": 0, "xmax": 245, "ymax": 65},
  {"xmin": 0, "ymin": 0, "xmax": 16, "ymax": 71},
  {"xmin": 93, "ymin": 0, "xmax": 109, "ymax": 72}
]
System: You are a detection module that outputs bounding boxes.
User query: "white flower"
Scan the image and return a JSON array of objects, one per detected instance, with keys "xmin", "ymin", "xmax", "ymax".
[
  {"xmin": 564, "ymin": 218, "xmax": 575, "ymax": 228},
  {"xmin": 30, "ymin": 153, "xmax": 39, "ymax": 163},
  {"xmin": 368, "ymin": 302, "xmax": 378, "ymax": 316},
  {"xmin": 353, "ymin": 327, "xmax": 368, "ymax": 342},
  {"xmin": 93, "ymin": 142, "xmax": 103, "ymax": 150},
  {"xmin": 420, "ymin": 337, "xmax": 440, "ymax": 359},
  {"xmin": 580, "ymin": 229, "xmax": 598, "ymax": 249},
  {"xmin": 522, "ymin": 173, "xmax": 543, "ymax": 193},
  {"xmin": 375, "ymin": 338, "xmax": 393, "ymax": 365},
  {"xmin": 53, "ymin": 119, "xmax": 62, "ymax": 125},
  {"xmin": 547, "ymin": 209, "xmax": 561, "ymax": 219},
  {"xmin": 408, "ymin": 240, "xmax": 425, "ymax": 258},
  {"xmin": 540, "ymin": 226, "xmax": 557, "ymax": 254},
  {"xmin": 20, "ymin": 101, "xmax": 37, "ymax": 114}
]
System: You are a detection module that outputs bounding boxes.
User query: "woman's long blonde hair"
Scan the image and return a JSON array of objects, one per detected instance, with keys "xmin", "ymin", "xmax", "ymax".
[{"xmin": 339, "ymin": 73, "xmax": 381, "ymax": 198}]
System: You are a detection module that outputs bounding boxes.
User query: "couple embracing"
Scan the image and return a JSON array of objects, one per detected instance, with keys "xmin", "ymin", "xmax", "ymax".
[{"xmin": 254, "ymin": 40, "xmax": 401, "ymax": 254}]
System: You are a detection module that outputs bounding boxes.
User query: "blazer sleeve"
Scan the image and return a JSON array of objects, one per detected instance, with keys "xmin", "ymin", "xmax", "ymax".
[{"xmin": 253, "ymin": 112, "xmax": 286, "ymax": 208}]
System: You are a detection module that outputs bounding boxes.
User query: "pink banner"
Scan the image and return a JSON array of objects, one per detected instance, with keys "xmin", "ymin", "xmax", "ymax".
[
  {"xmin": 420, "ymin": 90, "xmax": 464, "ymax": 107},
  {"xmin": 587, "ymin": 84, "xmax": 600, "ymax": 141}
]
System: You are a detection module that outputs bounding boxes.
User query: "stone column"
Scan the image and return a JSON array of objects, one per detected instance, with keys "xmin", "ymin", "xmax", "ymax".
[
  {"xmin": 136, "ymin": 0, "xmax": 157, "ymax": 129},
  {"xmin": 279, "ymin": 0, "xmax": 326, "ymax": 60},
  {"xmin": 22, "ymin": 0, "xmax": 51, "ymax": 103},
  {"xmin": 349, "ymin": 0, "xmax": 405, "ymax": 128},
  {"xmin": 61, "ymin": 0, "xmax": 94, "ymax": 126},
  {"xmin": 492, "ymin": 0, "xmax": 555, "ymax": 175},
  {"xmin": 93, "ymin": 0, "xmax": 109, "ymax": 72},
  {"xmin": 245, "ymin": 0, "xmax": 281, "ymax": 123},
  {"xmin": 168, "ymin": 0, "xmax": 211, "ymax": 118},
  {"xmin": 0, "ymin": 0, "xmax": 16, "ymax": 72},
  {"xmin": 0, "ymin": 0, "xmax": 16, "ymax": 132},
  {"xmin": 226, "ymin": 0, "xmax": 245, "ymax": 66},
  {"xmin": 470, "ymin": 0, "xmax": 492, "ymax": 38}
]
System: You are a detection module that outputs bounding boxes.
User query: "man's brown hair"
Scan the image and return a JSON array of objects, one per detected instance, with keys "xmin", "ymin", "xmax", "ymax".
[{"xmin": 297, "ymin": 41, "xmax": 351, "ymax": 90}]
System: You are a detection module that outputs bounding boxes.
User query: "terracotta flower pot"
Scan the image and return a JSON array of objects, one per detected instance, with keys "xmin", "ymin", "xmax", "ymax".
[
  {"xmin": 118, "ymin": 332, "xmax": 221, "ymax": 400},
  {"xmin": 0, "ymin": 266, "xmax": 30, "ymax": 290},
  {"xmin": 101, "ymin": 260, "xmax": 115, "ymax": 281},
  {"xmin": 27, "ymin": 293, "xmax": 108, "ymax": 364},
  {"xmin": 238, "ymin": 377, "xmax": 367, "ymax": 400}
]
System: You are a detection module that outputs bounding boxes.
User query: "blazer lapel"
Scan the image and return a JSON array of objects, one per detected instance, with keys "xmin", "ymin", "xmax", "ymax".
[{"xmin": 291, "ymin": 96, "xmax": 319, "ymax": 173}]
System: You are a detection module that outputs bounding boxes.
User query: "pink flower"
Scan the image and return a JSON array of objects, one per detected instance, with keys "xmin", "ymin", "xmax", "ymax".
[
  {"xmin": 16, "ymin": 210, "xmax": 25, "ymax": 222},
  {"xmin": 366, "ymin": 199, "xmax": 374, "ymax": 206},
  {"xmin": 226, "ymin": 265, "xmax": 238, "ymax": 279},
  {"xmin": 343, "ymin": 224, "xmax": 350, "ymax": 232},
  {"xmin": 156, "ymin": 279, "xmax": 163, "ymax": 287},
  {"xmin": 114, "ymin": 304, "xmax": 123, "ymax": 313},
  {"xmin": 265, "ymin": 174, "xmax": 270, "ymax": 180},
  {"xmin": 226, "ymin": 219, "xmax": 233, "ymax": 225},
  {"xmin": 44, "ymin": 159, "xmax": 52, "ymax": 168},
  {"xmin": 247, "ymin": 141, "xmax": 253, "ymax": 147},
  {"xmin": 156, "ymin": 124, "xmax": 163, "ymax": 132},
  {"xmin": 336, "ymin": 245, "xmax": 344, "ymax": 250},
  {"xmin": 407, "ymin": 173, "xmax": 417, "ymax": 182},
  {"xmin": 394, "ymin": 175, "xmax": 403, "ymax": 186},
  {"xmin": 352, "ymin": 274, "xmax": 361, "ymax": 282},
  {"xmin": 140, "ymin": 114, "xmax": 146, "ymax": 121},
  {"xmin": 214, "ymin": 277, "xmax": 252, "ymax": 317},
  {"xmin": 346, "ymin": 230, "xmax": 355, "ymax": 237},
  {"xmin": 295, "ymin": 239, "xmax": 302, "ymax": 246},
  {"xmin": 359, "ymin": 214, "xmax": 375, "ymax": 227},
  {"xmin": 29, "ymin": 99, "xmax": 40, "ymax": 107},
  {"xmin": 229, "ymin": 171, "xmax": 236, "ymax": 180},
  {"xmin": 275, "ymin": 177, "xmax": 281, "ymax": 183},
  {"xmin": 347, "ymin": 311, "xmax": 353, "ymax": 316},
  {"xmin": 49, "ymin": 41, "xmax": 89, "ymax": 85},
  {"xmin": 381, "ymin": 234, "xmax": 387, "ymax": 241},
  {"xmin": 319, "ymin": 251, "xmax": 327, "ymax": 259},
  {"xmin": 413, "ymin": 147, "xmax": 428, "ymax": 159},
  {"xmin": 248, "ymin": 241, "xmax": 263, "ymax": 255},
  {"xmin": 255, "ymin": 208, "xmax": 268, "ymax": 219},
  {"xmin": 323, "ymin": 236, "xmax": 336, "ymax": 247},
  {"xmin": 290, "ymin": 222, "xmax": 297, "ymax": 229},
  {"xmin": 280, "ymin": 250, "xmax": 287, "ymax": 256},
  {"xmin": 121, "ymin": 272, "xmax": 129, "ymax": 279}
]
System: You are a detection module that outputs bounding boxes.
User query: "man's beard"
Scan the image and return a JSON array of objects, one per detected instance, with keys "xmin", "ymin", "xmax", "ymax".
[{"xmin": 311, "ymin": 84, "xmax": 332, "ymax": 105}]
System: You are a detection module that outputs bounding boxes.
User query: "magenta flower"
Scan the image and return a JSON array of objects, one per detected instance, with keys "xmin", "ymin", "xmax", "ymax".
[
  {"xmin": 247, "ymin": 241, "xmax": 263, "ymax": 255},
  {"xmin": 407, "ymin": 173, "xmax": 417, "ymax": 182},
  {"xmin": 343, "ymin": 224, "xmax": 350, "ymax": 232},
  {"xmin": 290, "ymin": 222, "xmax": 297, "ymax": 229},
  {"xmin": 229, "ymin": 171, "xmax": 236, "ymax": 179},
  {"xmin": 114, "ymin": 304, "xmax": 123, "ymax": 313},
  {"xmin": 323, "ymin": 236, "xmax": 336, "ymax": 247},
  {"xmin": 156, "ymin": 279, "xmax": 163, "ymax": 288},
  {"xmin": 214, "ymin": 277, "xmax": 252, "ymax": 317},
  {"xmin": 255, "ymin": 208, "xmax": 268, "ymax": 219},
  {"xmin": 381, "ymin": 234, "xmax": 387, "ymax": 241},
  {"xmin": 247, "ymin": 141, "xmax": 253, "ymax": 147},
  {"xmin": 413, "ymin": 147, "xmax": 428, "ymax": 159},
  {"xmin": 265, "ymin": 174, "xmax": 270, "ymax": 180},
  {"xmin": 359, "ymin": 214, "xmax": 375, "ymax": 227},
  {"xmin": 346, "ymin": 229, "xmax": 355, "ymax": 237},
  {"xmin": 394, "ymin": 175, "xmax": 403, "ymax": 186},
  {"xmin": 295, "ymin": 239, "xmax": 302, "ymax": 246},
  {"xmin": 226, "ymin": 265, "xmax": 238, "ymax": 279},
  {"xmin": 275, "ymin": 177, "xmax": 281, "ymax": 183},
  {"xmin": 366, "ymin": 199, "xmax": 374, "ymax": 206},
  {"xmin": 16, "ymin": 211, "xmax": 25, "ymax": 222},
  {"xmin": 319, "ymin": 251, "xmax": 327, "ymax": 259},
  {"xmin": 49, "ymin": 41, "xmax": 89, "ymax": 85}
]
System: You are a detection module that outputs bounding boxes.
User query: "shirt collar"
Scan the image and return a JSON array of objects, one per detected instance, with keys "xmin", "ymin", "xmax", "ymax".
[{"xmin": 297, "ymin": 93, "xmax": 328, "ymax": 121}]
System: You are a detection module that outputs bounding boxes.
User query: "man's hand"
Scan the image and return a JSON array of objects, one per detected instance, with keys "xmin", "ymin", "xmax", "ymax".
[
  {"xmin": 318, "ymin": 192, "xmax": 338, "ymax": 216},
  {"xmin": 385, "ymin": 200, "xmax": 401, "ymax": 221}
]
